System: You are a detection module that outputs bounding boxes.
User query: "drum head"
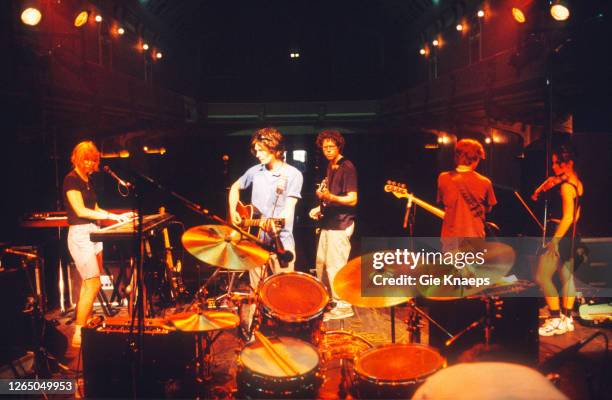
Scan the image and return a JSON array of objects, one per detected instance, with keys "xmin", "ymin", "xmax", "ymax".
[
  {"xmin": 240, "ymin": 336, "xmax": 320, "ymax": 377},
  {"xmin": 259, "ymin": 272, "xmax": 330, "ymax": 322},
  {"xmin": 355, "ymin": 344, "xmax": 445, "ymax": 383}
]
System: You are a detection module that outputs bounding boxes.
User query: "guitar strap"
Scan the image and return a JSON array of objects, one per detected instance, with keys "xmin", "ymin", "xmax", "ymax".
[{"xmin": 450, "ymin": 172, "xmax": 487, "ymax": 225}]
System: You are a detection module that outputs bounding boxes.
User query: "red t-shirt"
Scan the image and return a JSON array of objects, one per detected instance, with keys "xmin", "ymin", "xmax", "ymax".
[{"xmin": 437, "ymin": 170, "xmax": 497, "ymax": 238}]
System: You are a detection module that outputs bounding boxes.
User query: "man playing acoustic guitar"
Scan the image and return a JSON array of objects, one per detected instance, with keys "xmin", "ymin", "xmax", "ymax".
[
  {"xmin": 309, "ymin": 130, "xmax": 358, "ymax": 321},
  {"xmin": 229, "ymin": 127, "xmax": 303, "ymax": 289}
]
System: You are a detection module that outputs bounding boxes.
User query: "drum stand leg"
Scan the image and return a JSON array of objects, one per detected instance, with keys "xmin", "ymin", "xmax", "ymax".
[
  {"xmin": 194, "ymin": 331, "xmax": 221, "ymax": 383},
  {"xmin": 406, "ymin": 300, "xmax": 453, "ymax": 344}
]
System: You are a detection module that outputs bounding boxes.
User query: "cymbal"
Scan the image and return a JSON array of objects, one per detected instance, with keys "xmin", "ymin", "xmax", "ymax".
[
  {"xmin": 418, "ymin": 241, "xmax": 515, "ymax": 300},
  {"xmin": 182, "ymin": 224, "xmax": 269, "ymax": 270},
  {"xmin": 333, "ymin": 254, "xmax": 413, "ymax": 308},
  {"xmin": 165, "ymin": 310, "xmax": 240, "ymax": 332}
]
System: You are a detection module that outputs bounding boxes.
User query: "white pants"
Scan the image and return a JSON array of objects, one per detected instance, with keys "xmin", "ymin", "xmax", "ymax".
[{"xmin": 315, "ymin": 223, "xmax": 354, "ymax": 300}]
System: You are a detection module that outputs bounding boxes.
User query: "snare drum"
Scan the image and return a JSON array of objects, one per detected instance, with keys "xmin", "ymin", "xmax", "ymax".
[
  {"xmin": 353, "ymin": 343, "xmax": 446, "ymax": 399},
  {"xmin": 237, "ymin": 336, "xmax": 321, "ymax": 399},
  {"xmin": 258, "ymin": 272, "xmax": 330, "ymax": 343}
]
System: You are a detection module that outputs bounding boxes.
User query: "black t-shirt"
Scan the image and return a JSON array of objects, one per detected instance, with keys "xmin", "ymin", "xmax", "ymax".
[
  {"xmin": 320, "ymin": 157, "xmax": 357, "ymax": 230},
  {"xmin": 63, "ymin": 170, "xmax": 97, "ymax": 225}
]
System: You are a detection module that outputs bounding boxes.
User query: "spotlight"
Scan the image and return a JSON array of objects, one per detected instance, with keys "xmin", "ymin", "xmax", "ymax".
[
  {"xmin": 550, "ymin": 1, "xmax": 570, "ymax": 21},
  {"xmin": 155, "ymin": 52, "xmax": 163, "ymax": 59},
  {"xmin": 456, "ymin": 23, "xmax": 463, "ymax": 31},
  {"xmin": 142, "ymin": 43, "xmax": 149, "ymax": 50},
  {"xmin": 117, "ymin": 27, "xmax": 125, "ymax": 35},
  {"xmin": 477, "ymin": 10, "xmax": 485, "ymax": 18},
  {"xmin": 485, "ymin": 137, "xmax": 492, "ymax": 144},
  {"xmin": 419, "ymin": 48, "xmax": 426, "ymax": 55},
  {"xmin": 432, "ymin": 39, "xmax": 439, "ymax": 47},
  {"xmin": 74, "ymin": 11, "xmax": 89, "ymax": 27},
  {"xmin": 21, "ymin": 7, "xmax": 42, "ymax": 26},
  {"xmin": 512, "ymin": 7, "xmax": 526, "ymax": 23},
  {"xmin": 94, "ymin": 15, "xmax": 102, "ymax": 23}
]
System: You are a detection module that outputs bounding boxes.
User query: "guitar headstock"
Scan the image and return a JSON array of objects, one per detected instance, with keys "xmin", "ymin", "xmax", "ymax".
[{"xmin": 384, "ymin": 180, "xmax": 409, "ymax": 199}]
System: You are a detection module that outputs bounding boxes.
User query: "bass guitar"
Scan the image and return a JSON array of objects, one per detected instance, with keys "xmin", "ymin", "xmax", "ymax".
[{"xmin": 384, "ymin": 180, "xmax": 500, "ymax": 234}]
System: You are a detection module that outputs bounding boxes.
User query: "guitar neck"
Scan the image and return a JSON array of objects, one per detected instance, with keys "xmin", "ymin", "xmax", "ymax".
[
  {"xmin": 403, "ymin": 194, "xmax": 445, "ymax": 220},
  {"xmin": 242, "ymin": 218, "xmax": 282, "ymax": 228}
]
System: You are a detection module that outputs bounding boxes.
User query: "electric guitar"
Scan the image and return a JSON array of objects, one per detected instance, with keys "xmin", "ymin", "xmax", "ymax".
[
  {"xmin": 384, "ymin": 180, "xmax": 500, "ymax": 234},
  {"xmin": 235, "ymin": 201, "xmax": 285, "ymax": 235},
  {"xmin": 315, "ymin": 177, "xmax": 328, "ymax": 219}
]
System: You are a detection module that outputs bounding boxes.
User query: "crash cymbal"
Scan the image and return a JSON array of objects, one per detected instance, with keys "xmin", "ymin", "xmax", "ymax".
[
  {"xmin": 165, "ymin": 310, "xmax": 240, "ymax": 332},
  {"xmin": 333, "ymin": 254, "xmax": 413, "ymax": 308},
  {"xmin": 418, "ymin": 241, "xmax": 516, "ymax": 300},
  {"xmin": 182, "ymin": 224, "xmax": 269, "ymax": 270}
]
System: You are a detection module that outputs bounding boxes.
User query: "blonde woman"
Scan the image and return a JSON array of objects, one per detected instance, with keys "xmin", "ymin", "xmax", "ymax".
[{"xmin": 63, "ymin": 141, "xmax": 130, "ymax": 346}]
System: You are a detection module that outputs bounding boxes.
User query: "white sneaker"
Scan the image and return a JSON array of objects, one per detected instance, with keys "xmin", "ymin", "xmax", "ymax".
[
  {"xmin": 324, "ymin": 305, "xmax": 354, "ymax": 322},
  {"xmin": 563, "ymin": 314, "xmax": 575, "ymax": 332},
  {"xmin": 539, "ymin": 317, "xmax": 568, "ymax": 336}
]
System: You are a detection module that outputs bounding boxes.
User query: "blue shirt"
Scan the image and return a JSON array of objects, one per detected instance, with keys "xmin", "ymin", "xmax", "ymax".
[{"xmin": 238, "ymin": 162, "xmax": 303, "ymax": 250}]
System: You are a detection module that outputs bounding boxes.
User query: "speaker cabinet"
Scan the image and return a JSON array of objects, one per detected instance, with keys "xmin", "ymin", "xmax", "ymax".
[{"xmin": 82, "ymin": 320, "xmax": 194, "ymax": 398}]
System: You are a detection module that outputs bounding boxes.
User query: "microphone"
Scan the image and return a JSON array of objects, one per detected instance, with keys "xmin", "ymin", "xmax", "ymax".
[
  {"xmin": 103, "ymin": 166, "xmax": 131, "ymax": 188},
  {"xmin": 268, "ymin": 223, "xmax": 294, "ymax": 265},
  {"xmin": 539, "ymin": 331, "xmax": 602, "ymax": 374}
]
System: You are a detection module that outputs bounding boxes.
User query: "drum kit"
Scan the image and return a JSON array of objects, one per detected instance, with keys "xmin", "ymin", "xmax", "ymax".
[{"xmin": 163, "ymin": 224, "xmax": 519, "ymax": 398}]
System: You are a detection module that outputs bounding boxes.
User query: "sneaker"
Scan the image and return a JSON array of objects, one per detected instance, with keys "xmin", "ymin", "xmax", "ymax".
[
  {"xmin": 563, "ymin": 314, "xmax": 575, "ymax": 332},
  {"xmin": 324, "ymin": 305, "xmax": 354, "ymax": 322},
  {"xmin": 539, "ymin": 317, "xmax": 568, "ymax": 336}
]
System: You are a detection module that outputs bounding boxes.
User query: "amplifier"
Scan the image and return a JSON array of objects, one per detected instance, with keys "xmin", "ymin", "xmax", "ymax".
[{"xmin": 82, "ymin": 317, "xmax": 194, "ymax": 398}]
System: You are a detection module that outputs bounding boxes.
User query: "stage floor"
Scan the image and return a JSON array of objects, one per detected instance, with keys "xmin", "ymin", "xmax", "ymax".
[{"xmin": 45, "ymin": 303, "xmax": 611, "ymax": 399}]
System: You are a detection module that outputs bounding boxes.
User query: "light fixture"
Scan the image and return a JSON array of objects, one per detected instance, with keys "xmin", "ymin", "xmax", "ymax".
[
  {"xmin": 432, "ymin": 39, "xmax": 439, "ymax": 47},
  {"xmin": 484, "ymin": 137, "xmax": 492, "ymax": 144},
  {"xmin": 155, "ymin": 52, "xmax": 163, "ymax": 59},
  {"xmin": 117, "ymin": 27, "xmax": 125, "ymax": 35},
  {"xmin": 419, "ymin": 48, "xmax": 426, "ymax": 55},
  {"xmin": 477, "ymin": 10, "xmax": 485, "ymax": 18},
  {"xmin": 512, "ymin": 7, "xmax": 526, "ymax": 23},
  {"xmin": 74, "ymin": 10, "xmax": 89, "ymax": 27},
  {"xmin": 456, "ymin": 23, "xmax": 464, "ymax": 31},
  {"xmin": 142, "ymin": 43, "xmax": 149, "ymax": 50},
  {"xmin": 21, "ymin": 7, "xmax": 42, "ymax": 26},
  {"xmin": 550, "ymin": 1, "xmax": 570, "ymax": 21},
  {"xmin": 94, "ymin": 14, "xmax": 102, "ymax": 23}
]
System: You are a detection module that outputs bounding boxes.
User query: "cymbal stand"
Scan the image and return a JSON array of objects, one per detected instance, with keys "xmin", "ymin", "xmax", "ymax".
[
  {"xmin": 444, "ymin": 296, "xmax": 500, "ymax": 348},
  {"xmin": 405, "ymin": 299, "xmax": 453, "ymax": 344}
]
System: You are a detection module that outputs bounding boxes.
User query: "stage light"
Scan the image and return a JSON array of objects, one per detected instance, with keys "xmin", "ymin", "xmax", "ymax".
[
  {"xmin": 142, "ymin": 43, "xmax": 149, "ymax": 50},
  {"xmin": 21, "ymin": 7, "xmax": 42, "ymax": 26},
  {"xmin": 94, "ymin": 14, "xmax": 102, "ymax": 23},
  {"xmin": 432, "ymin": 39, "xmax": 439, "ymax": 47},
  {"xmin": 477, "ymin": 10, "xmax": 485, "ymax": 18},
  {"xmin": 456, "ymin": 23, "xmax": 464, "ymax": 31},
  {"xmin": 117, "ymin": 27, "xmax": 125, "ymax": 35},
  {"xmin": 74, "ymin": 11, "xmax": 89, "ymax": 27},
  {"xmin": 550, "ymin": 1, "xmax": 570, "ymax": 21},
  {"xmin": 155, "ymin": 52, "xmax": 163, "ymax": 59},
  {"xmin": 512, "ymin": 7, "xmax": 526, "ymax": 23},
  {"xmin": 485, "ymin": 137, "xmax": 492, "ymax": 144},
  {"xmin": 419, "ymin": 48, "xmax": 426, "ymax": 55}
]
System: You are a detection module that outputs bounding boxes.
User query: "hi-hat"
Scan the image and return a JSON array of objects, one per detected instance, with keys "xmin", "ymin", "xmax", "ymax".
[
  {"xmin": 333, "ymin": 254, "xmax": 413, "ymax": 308},
  {"xmin": 165, "ymin": 310, "xmax": 240, "ymax": 332},
  {"xmin": 182, "ymin": 224, "xmax": 269, "ymax": 270}
]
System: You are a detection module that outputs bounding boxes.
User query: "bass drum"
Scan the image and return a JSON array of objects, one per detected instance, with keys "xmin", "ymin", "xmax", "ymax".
[
  {"xmin": 237, "ymin": 336, "xmax": 321, "ymax": 399},
  {"xmin": 353, "ymin": 343, "xmax": 446, "ymax": 399},
  {"xmin": 258, "ymin": 272, "xmax": 330, "ymax": 343}
]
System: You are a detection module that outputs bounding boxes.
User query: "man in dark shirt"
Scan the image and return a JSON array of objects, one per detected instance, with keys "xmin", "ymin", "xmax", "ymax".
[
  {"xmin": 437, "ymin": 139, "xmax": 497, "ymax": 248},
  {"xmin": 309, "ymin": 130, "xmax": 357, "ymax": 320}
]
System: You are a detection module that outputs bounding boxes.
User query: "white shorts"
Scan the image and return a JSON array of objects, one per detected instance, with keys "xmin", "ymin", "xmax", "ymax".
[{"xmin": 68, "ymin": 223, "xmax": 103, "ymax": 280}]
